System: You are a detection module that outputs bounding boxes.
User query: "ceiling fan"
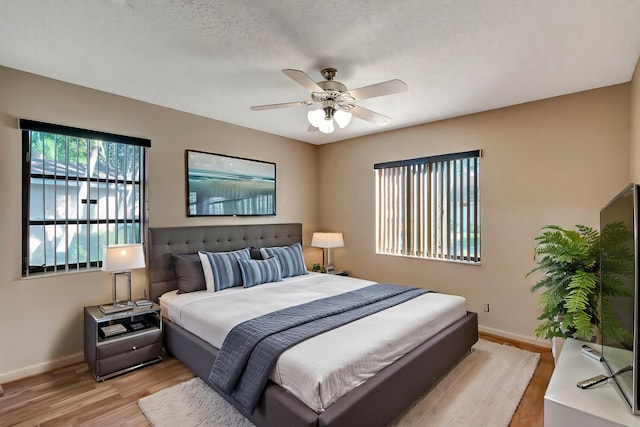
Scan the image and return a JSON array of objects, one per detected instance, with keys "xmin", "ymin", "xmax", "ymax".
[{"xmin": 250, "ymin": 68, "xmax": 407, "ymax": 134}]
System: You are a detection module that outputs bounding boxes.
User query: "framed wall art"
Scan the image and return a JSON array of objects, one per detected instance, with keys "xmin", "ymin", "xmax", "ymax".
[{"xmin": 185, "ymin": 150, "xmax": 276, "ymax": 216}]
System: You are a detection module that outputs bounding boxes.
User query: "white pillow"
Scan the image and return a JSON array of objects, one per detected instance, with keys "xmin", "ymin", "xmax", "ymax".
[{"xmin": 198, "ymin": 251, "xmax": 216, "ymax": 292}]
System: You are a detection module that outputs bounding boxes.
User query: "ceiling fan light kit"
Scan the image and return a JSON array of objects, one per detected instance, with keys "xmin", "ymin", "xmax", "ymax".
[
  {"xmin": 251, "ymin": 68, "xmax": 407, "ymax": 134},
  {"xmin": 334, "ymin": 109, "xmax": 352, "ymax": 128},
  {"xmin": 308, "ymin": 109, "xmax": 334, "ymax": 133},
  {"xmin": 307, "ymin": 101, "xmax": 353, "ymax": 134}
]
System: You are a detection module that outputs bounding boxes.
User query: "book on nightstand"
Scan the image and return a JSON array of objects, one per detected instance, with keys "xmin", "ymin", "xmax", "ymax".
[
  {"xmin": 99, "ymin": 323, "xmax": 127, "ymax": 338},
  {"xmin": 134, "ymin": 299, "xmax": 153, "ymax": 307}
]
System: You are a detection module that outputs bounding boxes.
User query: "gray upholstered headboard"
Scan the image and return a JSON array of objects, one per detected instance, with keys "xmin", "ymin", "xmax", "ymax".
[{"xmin": 147, "ymin": 223, "xmax": 303, "ymax": 302}]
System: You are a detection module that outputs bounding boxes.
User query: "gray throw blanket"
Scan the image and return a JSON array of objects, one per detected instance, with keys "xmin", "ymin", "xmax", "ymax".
[{"xmin": 209, "ymin": 283, "xmax": 431, "ymax": 413}]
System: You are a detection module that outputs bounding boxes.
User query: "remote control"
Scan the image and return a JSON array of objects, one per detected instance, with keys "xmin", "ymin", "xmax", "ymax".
[
  {"xmin": 581, "ymin": 344, "xmax": 602, "ymax": 361},
  {"xmin": 577, "ymin": 374, "xmax": 609, "ymax": 389}
]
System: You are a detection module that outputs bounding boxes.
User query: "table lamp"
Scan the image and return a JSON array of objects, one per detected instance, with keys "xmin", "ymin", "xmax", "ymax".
[
  {"xmin": 311, "ymin": 232, "xmax": 344, "ymax": 273},
  {"xmin": 102, "ymin": 244, "xmax": 146, "ymax": 307}
]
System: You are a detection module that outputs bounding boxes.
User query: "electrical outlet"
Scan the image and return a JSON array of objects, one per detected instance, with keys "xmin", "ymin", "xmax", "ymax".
[{"xmin": 483, "ymin": 303, "xmax": 490, "ymax": 312}]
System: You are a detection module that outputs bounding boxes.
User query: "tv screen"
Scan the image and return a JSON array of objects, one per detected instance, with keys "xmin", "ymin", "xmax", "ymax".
[
  {"xmin": 600, "ymin": 183, "xmax": 638, "ymax": 412},
  {"xmin": 185, "ymin": 150, "xmax": 276, "ymax": 216}
]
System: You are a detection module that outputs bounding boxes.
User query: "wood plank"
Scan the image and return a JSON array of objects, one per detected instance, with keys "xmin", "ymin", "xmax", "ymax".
[
  {"xmin": 0, "ymin": 334, "xmax": 552, "ymax": 426},
  {"xmin": 0, "ymin": 355, "xmax": 193, "ymax": 426}
]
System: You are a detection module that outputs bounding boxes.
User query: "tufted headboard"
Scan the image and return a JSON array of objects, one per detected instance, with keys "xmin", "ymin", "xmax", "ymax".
[{"xmin": 148, "ymin": 223, "xmax": 303, "ymax": 302}]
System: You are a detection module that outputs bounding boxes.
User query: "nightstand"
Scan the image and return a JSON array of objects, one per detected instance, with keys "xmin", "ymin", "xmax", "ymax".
[
  {"xmin": 84, "ymin": 304, "xmax": 163, "ymax": 381},
  {"xmin": 324, "ymin": 269, "xmax": 349, "ymax": 276}
]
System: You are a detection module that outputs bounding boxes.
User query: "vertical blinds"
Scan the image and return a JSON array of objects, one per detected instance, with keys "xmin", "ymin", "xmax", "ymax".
[{"xmin": 374, "ymin": 150, "xmax": 481, "ymax": 263}]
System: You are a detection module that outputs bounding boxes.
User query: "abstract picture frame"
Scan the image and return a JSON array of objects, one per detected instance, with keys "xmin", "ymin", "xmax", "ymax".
[{"xmin": 185, "ymin": 150, "xmax": 276, "ymax": 216}]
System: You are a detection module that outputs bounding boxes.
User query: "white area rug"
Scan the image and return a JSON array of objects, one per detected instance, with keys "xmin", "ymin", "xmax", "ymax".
[{"xmin": 138, "ymin": 339, "xmax": 539, "ymax": 427}]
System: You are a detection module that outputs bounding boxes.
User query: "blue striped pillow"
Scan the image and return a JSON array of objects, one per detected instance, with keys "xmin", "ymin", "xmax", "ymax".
[
  {"xmin": 238, "ymin": 257, "xmax": 283, "ymax": 288},
  {"xmin": 260, "ymin": 242, "xmax": 308, "ymax": 278},
  {"xmin": 198, "ymin": 248, "xmax": 251, "ymax": 292}
]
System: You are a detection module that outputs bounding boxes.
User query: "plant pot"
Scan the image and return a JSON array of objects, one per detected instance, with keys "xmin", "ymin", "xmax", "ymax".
[{"xmin": 552, "ymin": 336, "xmax": 565, "ymax": 365}]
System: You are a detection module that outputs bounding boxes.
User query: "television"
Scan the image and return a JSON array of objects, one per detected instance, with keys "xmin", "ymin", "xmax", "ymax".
[
  {"xmin": 600, "ymin": 183, "xmax": 640, "ymax": 413},
  {"xmin": 185, "ymin": 150, "xmax": 276, "ymax": 217}
]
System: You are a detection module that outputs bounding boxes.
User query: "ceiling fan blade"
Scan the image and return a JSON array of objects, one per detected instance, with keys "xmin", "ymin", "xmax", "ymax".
[
  {"xmin": 282, "ymin": 69, "xmax": 324, "ymax": 93},
  {"xmin": 351, "ymin": 105, "xmax": 392, "ymax": 125},
  {"xmin": 250, "ymin": 101, "xmax": 312, "ymax": 111},
  {"xmin": 307, "ymin": 124, "xmax": 319, "ymax": 132},
  {"xmin": 349, "ymin": 79, "xmax": 407, "ymax": 100}
]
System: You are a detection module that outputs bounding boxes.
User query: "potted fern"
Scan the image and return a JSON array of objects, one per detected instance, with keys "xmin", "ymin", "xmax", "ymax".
[
  {"xmin": 527, "ymin": 224, "xmax": 632, "ymax": 361},
  {"xmin": 527, "ymin": 225, "xmax": 601, "ymax": 343}
]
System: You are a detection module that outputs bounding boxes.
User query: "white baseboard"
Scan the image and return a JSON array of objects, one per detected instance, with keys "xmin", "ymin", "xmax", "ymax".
[
  {"xmin": 479, "ymin": 325, "xmax": 551, "ymax": 349},
  {"xmin": 0, "ymin": 352, "xmax": 84, "ymax": 384}
]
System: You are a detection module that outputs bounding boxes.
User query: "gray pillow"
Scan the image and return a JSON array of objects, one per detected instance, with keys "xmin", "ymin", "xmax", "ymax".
[
  {"xmin": 250, "ymin": 247, "xmax": 264, "ymax": 260},
  {"xmin": 172, "ymin": 253, "xmax": 206, "ymax": 294}
]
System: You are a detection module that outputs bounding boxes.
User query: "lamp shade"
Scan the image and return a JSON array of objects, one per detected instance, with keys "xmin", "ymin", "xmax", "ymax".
[
  {"xmin": 307, "ymin": 109, "xmax": 325, "ymax": 128},
  {"xmin": 102, "ymin": 244, "xmax": 146, "ymax": 272},
  {"xmin": 308, "ymin": 108, "xmax": 338, "ymax": 134},
  {"xmin": 317, "ymin": 119, "xmax": 335, "ymax": 134},
  {"xmin": 334, "ymin": 109, "xmax": 352, "ymax": 128},
  {"xmin": 311, "ymin": 232, "xmax": 344, "ymax": 249}
]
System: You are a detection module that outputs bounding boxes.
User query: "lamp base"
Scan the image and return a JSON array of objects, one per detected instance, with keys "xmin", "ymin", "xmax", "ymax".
[
  {"xmin": 99, "ymin": 303, "xmax": 133, "ymax": 314},
  {"xmin": 112, "ymin": 270, "xmax": 133, "ymax": 308},
  {"xmin": 113, "ymin": 300, "xmax": 135, "ymax": 308}
]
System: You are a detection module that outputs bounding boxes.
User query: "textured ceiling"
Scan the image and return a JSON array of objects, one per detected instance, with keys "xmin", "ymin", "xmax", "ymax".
[{"xmin": 1, "ymin": 0, "xmax": 640, "ymax": 145}]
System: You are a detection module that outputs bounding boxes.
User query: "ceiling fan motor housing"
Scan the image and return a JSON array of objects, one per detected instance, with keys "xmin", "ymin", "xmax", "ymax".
[
  {"xmin": 313, "ymin": 80, "xmax": 355, "ymax": 112},
  {"xmin": 317, "ymin": 80, "xmax": 348, "ymax": 93}
]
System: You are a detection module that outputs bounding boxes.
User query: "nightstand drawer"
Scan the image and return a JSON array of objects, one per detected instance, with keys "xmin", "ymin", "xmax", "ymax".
[
  {"xmin": 97, "ymin": 329, "xmax": 162, "ymax": 359},
  {"xmin": 97, "ymin": 341, "xmax": 162, "ymax": 376}
]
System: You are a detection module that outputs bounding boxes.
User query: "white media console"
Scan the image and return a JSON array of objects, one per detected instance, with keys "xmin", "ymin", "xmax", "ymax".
[{"xmin": 544, "ymin": 338, "xmax": 640, "ymax": 426}]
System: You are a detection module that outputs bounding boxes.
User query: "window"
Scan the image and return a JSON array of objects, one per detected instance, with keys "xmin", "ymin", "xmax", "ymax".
[
  {"xmin": 374, "ymin": 150, "xmax": 481, "ymax": 263},
  {"xmin": 20, "ymin": 120, "xmax": 150, "ymax": 276}
]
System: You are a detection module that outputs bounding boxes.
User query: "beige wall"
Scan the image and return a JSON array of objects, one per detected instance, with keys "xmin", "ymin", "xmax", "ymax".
[
  {"xmin": 0, "ymin": 62, "xmax": 635, "ymax": 380},
  {"xmin": 631, "ymin": 57, "xmax": 640, "ymax": 182},
  {"xmin": 317, "ymin": 84, "xmax": 630, "ymax": 344},
  {"xmin": 0, "ymin": 66, "xmax": 318, "ymax": 380}
]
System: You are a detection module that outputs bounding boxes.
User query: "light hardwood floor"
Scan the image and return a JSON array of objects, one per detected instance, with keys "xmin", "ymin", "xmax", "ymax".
[{"xmin": 0, "ymin": 332, "xmax": 553, "ymax": 426}]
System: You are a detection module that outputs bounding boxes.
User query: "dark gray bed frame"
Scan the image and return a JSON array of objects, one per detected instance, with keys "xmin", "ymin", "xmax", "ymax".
[{"xmin": 148, "ymin": 223, "xmax": 478, "ymax": 427}]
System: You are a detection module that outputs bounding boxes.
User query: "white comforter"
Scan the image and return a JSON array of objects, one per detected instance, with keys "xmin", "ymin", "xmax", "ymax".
[{"xmin": 160, "ymin": 273, "xmax": 467, "ymax": 412}]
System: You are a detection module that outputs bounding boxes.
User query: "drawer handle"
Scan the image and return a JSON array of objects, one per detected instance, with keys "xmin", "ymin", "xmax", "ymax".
[{"xmin": 132, "ymin": 346, "xmax": 137, "ymax": 351}]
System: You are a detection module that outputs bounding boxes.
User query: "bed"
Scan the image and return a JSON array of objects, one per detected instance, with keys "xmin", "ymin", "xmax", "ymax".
[{"xmin": 148, "ymin": 223, "xmax": 478, "ymax": 427}]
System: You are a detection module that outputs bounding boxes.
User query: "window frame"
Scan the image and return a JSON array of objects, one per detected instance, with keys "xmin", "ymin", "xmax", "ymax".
[
  {"xmin": 20, "ymin": 119, "xmax": 150, "ymax": 277},
  {"xmin": 374, "ymin": 150, "xmax": 481, "ymax": 263}
]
